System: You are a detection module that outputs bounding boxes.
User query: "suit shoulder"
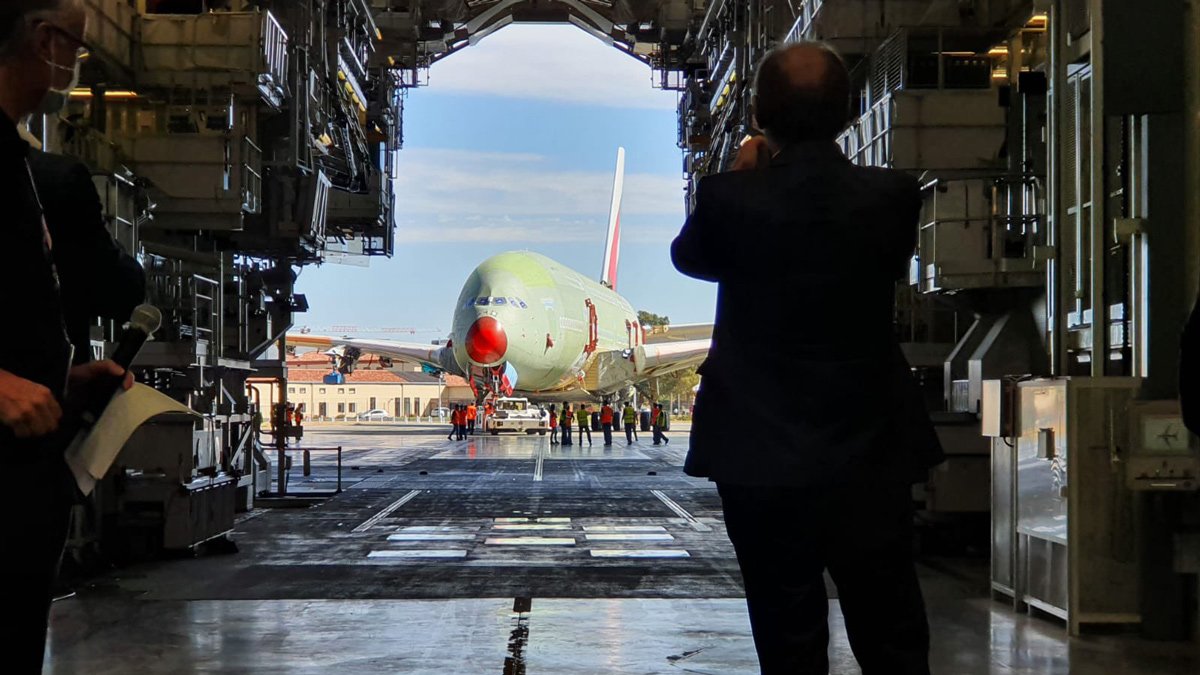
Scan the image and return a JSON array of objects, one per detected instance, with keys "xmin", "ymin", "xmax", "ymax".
[
  {"xmin": 28, "ymin": 151, "xmax": 92, "ymax": 186},
  {"xmin": 854, "ymin": 164, "xmax": 917, "ymax": 185},
  {"xmin": 854, "ymin": 165, "xmax": 919, "ymax": 197},
  {"xmin": 697, "ymin": 170, "xmax": 767, "ymax": 202},
  {"xmin": 695, "ymin": 171, "xmax": 741, "ymax": 193}
]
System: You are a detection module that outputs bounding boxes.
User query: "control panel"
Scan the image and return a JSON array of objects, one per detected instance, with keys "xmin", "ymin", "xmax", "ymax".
[{"xmin": 1126, "ymin": 400, "xmax": 1200, "ymax": 491}]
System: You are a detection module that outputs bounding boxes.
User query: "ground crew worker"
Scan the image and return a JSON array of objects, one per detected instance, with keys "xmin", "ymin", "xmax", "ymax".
[
  {"xmin": 653, "ymin": 403, "xmax": 670, "ymax": 445},
  {"xmin": 458, "ymin": 405, "xmax": 468, "ymax": 440},
  {"xmin": 467, "ymin": 402, "xmax": 477, "ymax": 434},
  {"xmin": 548, "ymin": 404, "xmax": 559, "ymax": 445},
  {"xmin": 600, "ymin": 400, "xmax": 614, "ymax": 446},
  {"xmin": 448, "ymin": 406, "xmax": 460, "ymax": 441},
  {"xmin": 576, "ymin": 404, "xmax": 592, "ymax": 445},
  {"xmin": 560, "ymin": 404, "xmax": 573, "ymax": 446},
  {"xmin": 293, "ymin": 404, "xmax": 304, "ymax": 441},
  {"xmin": 623, "ymin": 402, "xmax": 638, "ymax": 444}
]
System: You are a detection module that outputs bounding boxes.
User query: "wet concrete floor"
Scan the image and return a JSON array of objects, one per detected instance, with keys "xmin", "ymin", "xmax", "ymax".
[{"xmin": 44, "ymin": 424, "xmax": 1200, "ymax": 673}]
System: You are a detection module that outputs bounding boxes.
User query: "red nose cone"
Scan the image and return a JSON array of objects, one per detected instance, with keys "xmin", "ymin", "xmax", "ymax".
[{"xmin": 466, "ymin": 316, "xmax": 507, "ymax": 364}]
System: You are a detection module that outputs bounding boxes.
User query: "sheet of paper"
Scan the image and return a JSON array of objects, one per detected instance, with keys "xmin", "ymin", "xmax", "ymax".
[{"xmin": 64, "ymin": 383, "xmax": 200, "ymax": 495}]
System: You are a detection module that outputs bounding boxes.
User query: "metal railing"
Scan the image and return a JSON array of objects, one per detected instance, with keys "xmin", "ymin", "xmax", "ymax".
[
  {"xmin": 837, "ymin": 94, "xmax": 893, "ymax": 168},
  {"xmin": 190, "ymin": 274, "xmax": 220, "ymax": 350},
  {"xmin": 145, "ymin": 256, "xmax": 223, "ymax": 354},
  {"xmin": 260, "ymin": 11, "xmax": 289, "ymax": 102},
  {"xmin": 241, "ymin": 136, "xmax": 263, "ymax": 214},
  {"xmin": 786, "ymin": 0, "xmax": 825, "ymax": 43}
]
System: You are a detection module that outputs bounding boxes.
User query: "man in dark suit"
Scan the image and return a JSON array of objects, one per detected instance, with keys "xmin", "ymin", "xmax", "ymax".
[
  {"xmin": 29, "ymin": 150, "xmax": 146, "ymax": 363},
  {"xmin": 1, "ymin": 3, "xmax": 134, "ymax": 671},
  {"xmin": 671, "ymin": 43, "xmax": 943, "ymax": 675}
]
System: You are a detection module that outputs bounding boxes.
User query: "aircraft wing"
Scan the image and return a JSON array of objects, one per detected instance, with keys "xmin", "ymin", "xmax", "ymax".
[
  {"xmin": 643, "ymin": 323, "xmax": 713, "ymax": 344},
  {"xmin": 638, "ymin": 338, "xmax": 710, "ymax": 377},
  {"xmin": 287, "ymin": 334, "xmax": 461, "ymax": 376},
  {"xmin": 585, "ymin": 339, "xmax": 709, "ymax": 395}
]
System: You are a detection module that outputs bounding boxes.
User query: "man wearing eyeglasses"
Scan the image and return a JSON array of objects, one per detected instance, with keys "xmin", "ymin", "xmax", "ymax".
[{"xmin": 0, "ymin": 3, "xmax": 131, "ymax": 673}]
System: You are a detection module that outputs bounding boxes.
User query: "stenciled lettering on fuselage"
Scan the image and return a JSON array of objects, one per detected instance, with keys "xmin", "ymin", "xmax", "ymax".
[
  {"xmin": 462, "ymin": 296, "xmax": 530, "ymax": 309},
  {"xmin": 559, "ymin": 317, "xmax": 585, "ymax": 331}
]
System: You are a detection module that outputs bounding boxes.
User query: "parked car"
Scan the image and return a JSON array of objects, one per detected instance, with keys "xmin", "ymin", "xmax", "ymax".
[
  {"xmin": 357, "ymin": 408, "xmax": 392, "ymax": 421},
  {"xmin": 429, "ymin": 407, "xmax": 451, "ymax": 420}
]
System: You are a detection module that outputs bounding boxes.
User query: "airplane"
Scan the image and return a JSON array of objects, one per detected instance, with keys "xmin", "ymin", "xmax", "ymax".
[{"xmin": 288, "ymin": 148, "xmax": 712, "ymax": 402}]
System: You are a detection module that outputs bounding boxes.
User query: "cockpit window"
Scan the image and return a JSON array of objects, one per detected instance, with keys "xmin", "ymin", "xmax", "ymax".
[{"xmin": 470, "ymin": 296, "xmax": 528, "ymax": 308}]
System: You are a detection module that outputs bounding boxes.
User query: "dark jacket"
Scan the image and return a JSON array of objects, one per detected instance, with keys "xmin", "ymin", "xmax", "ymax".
[
  {"xmin": 28, "ymin": 151, "xmax": 146, "ymax": 363},
  {"xmin": 0, "ymin": 112, "xmax": 75, "ymax": 464},
  {"xmin": 671, "ymin": 141, "xmax": 944, "ymax": 486}
]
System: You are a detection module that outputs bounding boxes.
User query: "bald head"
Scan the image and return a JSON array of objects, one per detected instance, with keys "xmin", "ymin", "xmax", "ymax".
[{"xmin": 753, "ymin": 42, "xmax": 851, "ymax": 145}]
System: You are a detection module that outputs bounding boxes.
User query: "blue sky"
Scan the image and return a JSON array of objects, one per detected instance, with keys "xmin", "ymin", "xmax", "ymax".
[{"xmin": 297, "ymin": 25, "xmax": 718, "ymax": 341}]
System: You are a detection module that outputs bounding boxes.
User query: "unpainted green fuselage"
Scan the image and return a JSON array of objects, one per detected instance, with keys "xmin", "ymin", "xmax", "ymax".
[{"xmin": 450, "ymin": 251, "xmax": 641, "ymax": 394}]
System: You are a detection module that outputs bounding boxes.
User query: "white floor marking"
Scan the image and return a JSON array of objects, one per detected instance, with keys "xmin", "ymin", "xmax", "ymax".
[
  {"xmin": 651, "ymin": 490, "xmax": 712, "ymax": 532},
  {"xmin": 387, "ymin": 534, "xmax": 477, "ymax": 541},
  {"xmin": 367, "ymin": 550, "xmax": 468, "ymax": 558},
  {"xmin": 585, "ymin": 533, "xmax": 675, "ymax": 542},
  {"xmin": 484, "ymin": 537, "xmax": 577, "ymax": 546},
  {"xmin": 354, "ymin": 490, "xmax": 422, "ymax": 533},
  {"xmin": 582, "ymin": 525, "xmax": 669, "ymax": 533},
  {"xmin": 589, "ymin": 549, "xmax": 691, "ymax": 559}
]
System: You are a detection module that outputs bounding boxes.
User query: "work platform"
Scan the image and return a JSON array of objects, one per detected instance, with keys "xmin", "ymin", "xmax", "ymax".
[{"xmin": 44, "ymin": 426, "xmax": 1200, "ymax": 673}]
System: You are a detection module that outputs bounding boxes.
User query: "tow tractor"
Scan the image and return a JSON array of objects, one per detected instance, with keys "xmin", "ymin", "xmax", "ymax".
[{"xmin": 484, "ymin": 397, "xmax": 549, "ymax": 435}]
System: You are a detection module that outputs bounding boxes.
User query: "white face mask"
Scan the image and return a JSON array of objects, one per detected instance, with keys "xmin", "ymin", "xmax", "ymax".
[
  {"xmin": 44, "ymin": 43, "xmax": 81, "ymax": 95},
  {"xmin": 38, "ymin": 36, "xmax": 82, "ymax": 116}
]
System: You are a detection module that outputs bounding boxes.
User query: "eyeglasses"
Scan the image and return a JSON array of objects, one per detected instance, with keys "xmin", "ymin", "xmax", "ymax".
[{"xmin": 36, "ymin": 20, "xmax": 92, "ymax": 61}]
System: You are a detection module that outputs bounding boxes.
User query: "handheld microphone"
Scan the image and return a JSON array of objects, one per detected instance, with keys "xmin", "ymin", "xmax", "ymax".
[
  {"xmin": 110, "ymin": 304, "xmax": 163, "ymax": 373},
  {"xmin": 74, "ymin": 304, "xmax": 161, "ymax": 427},
  {"xmin": 63, "ymin": 304, "xmax": 162, "ymax": 495}
]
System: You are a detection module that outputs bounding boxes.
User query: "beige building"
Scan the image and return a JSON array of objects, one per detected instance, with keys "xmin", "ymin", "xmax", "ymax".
[{"xmin": 250, "ymin": 351, "xmax": 474, "ymax": 421}]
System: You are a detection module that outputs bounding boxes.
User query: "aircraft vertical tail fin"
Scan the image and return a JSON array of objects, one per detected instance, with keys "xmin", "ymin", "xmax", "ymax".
[{"xmin": 600, "ymin": 147, "xmax": 625, "ymax": 291}]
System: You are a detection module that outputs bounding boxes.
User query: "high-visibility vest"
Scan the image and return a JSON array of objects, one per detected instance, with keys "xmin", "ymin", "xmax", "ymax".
[
  {"xmin": 561, "ymin": 410, "xmax": 571, "ymax": 426},
  {"xmin": 549, "ymin": 413, "xmax": 558, "ymax": 428},
  {"xmin": 467, "ymin": 405, "xmax": 477, "ymax": 420},
  {"xmin": 576, "ymin": 410, "xmax": 589, "ymax": 426},
  {"xmin": 623, "ymin": 407, "xmax": 636, "ymax": 423},
  {"xmin": 600, "ymin": 406, "xmax": 613, "ymax": 424},
  {"xmin": 452, "ymin": 410, "xmax": 461, "ymax": 425}
]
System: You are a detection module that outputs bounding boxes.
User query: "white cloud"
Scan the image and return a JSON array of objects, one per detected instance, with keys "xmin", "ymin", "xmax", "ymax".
[
  {"xmin": 394, "ymin": 148, "xmax": 686, "ymax": 226},
  {"xmin": 394, "ymin": 214, "xmax": 682, "ymax": 245},
  {"xmin": 427, "ymin": 25, "xmax": 678, "ymax": 111}
]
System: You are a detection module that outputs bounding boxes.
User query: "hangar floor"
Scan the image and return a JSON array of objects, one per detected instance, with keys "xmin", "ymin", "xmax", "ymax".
[{"xmin": 44, "ymin": 425, "xmax": 1200, "ymax": 673}]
